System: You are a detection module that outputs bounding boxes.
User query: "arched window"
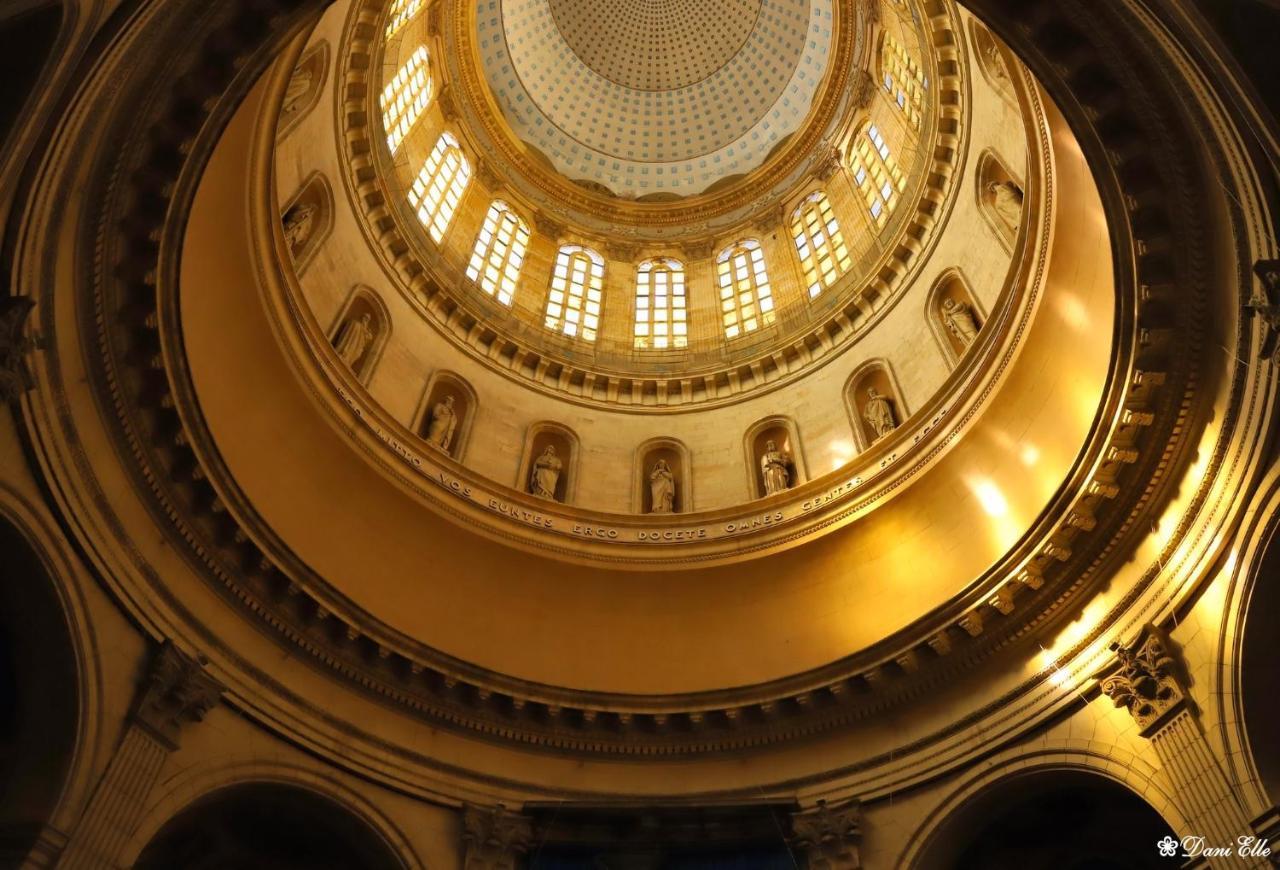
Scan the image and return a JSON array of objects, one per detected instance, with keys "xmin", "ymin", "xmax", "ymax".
[
  {"xmin": 408, "ymin": 132, "xmax": 471, "ymax": 243},
  {"xmin": 545, "ymin": 245, "xmax": 605, "ymax": 341},
  {"xmin": 716, "ymin": 240, "xmax": 775, "ymax": 339},
  {"xmin": 791, "ymin": 193, "xmax": 851, "ymax": 299},
  {"xmin": 634, "ymin": 258, "xmax": 688, "ymax": 349},
  {"xmin": 385, "ymin": 0, "xmax": 424, "ymax": 38},
  {"xmin": 849, "ymin": 124, "xmax": 906, "ymax": 227},
  {"xmin": 380, "ymin": 45, "xmax": 432, "ymax": 153},
  {"xmin": 881, "ymin": 33, "xmax": 927, "ymax": 128},
  {"xmin": 466, "ymin": 201, "xmax": 528, "ymax": 306}
]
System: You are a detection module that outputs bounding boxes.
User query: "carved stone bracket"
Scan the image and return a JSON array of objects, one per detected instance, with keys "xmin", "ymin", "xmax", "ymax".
[
  {"xmin": 1098, "ymin": 625, "xmax": 1186, "ymax": 737},
  {"xmin": 533, "ymin": 211, "xmax": 566, "ymax": 240},
  {"xmin": 132, "ymin": 641, "xmax": 226, "ymax": 750},
  {"xmin": 814, "ymin": 145, "xmax": 844, "ymax": 182},
  {"xmin": 790, "ymin": 798, "xmax": 862, "ymax": 870},
  {"xmin": 463, "ymin": 804, "xmax": 533, "ymax": 870},
  {"xmin": 1248, "ymin": 259, "xmax": 1280, "ymax": 362},
  {"xmin": 0, "ymin": 296, "xmax": 37, "ymax": 403}
]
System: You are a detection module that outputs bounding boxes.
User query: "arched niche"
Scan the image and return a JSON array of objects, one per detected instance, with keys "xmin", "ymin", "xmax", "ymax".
[
  {"xmin": 633, "ymin": 438, "xmax": 692, "ymax": 514},
  {"xmin": 277, "ymin": 39, "xmax": 329, "ymax": 138},
  {"xmin": 328, "ymin": 285, "xmax": 391, "ymax": 384},
  {"xmin": 910, "ymin": 769, "xmax": 1175, "ymax": 869},
  {"xmin": 968, "ymin": 19, "xmax": 1015, "ymax": 103},
  {"xmin": 0, "ymin": 2, "xmax": 63, "ymax": 148},
  {"xmin": 280, "ymin": 170, "xmax": 333, "ymax": 274},
  {"xmin": 0, "ymin": 513, "xmax": 79, "ymax": 865},
  {"xmin": 926, "ymin": 269, "xmax": 986, "ymax": 366},
  {"xmin": 845, "ymin": 361, "xmax": 908, "ymax": 451},
  {"xmin": 412, "ymin": 370, "xmax": 477, "ymax": 461},
  {"xmin": 517, "ymin": 423, "xmax": 579, "ymax": 504},
  {"xmin": 744, "ymin": 417, "xmax": 805, "ymax": 499},
  {"xmin": 133, "ymin": 782, "xmax": 406, "ymax": 870},
  {"xmin": 1241, "ymin": 523, "xmax": 1280, "ymax": 804},
  {"xmin": 976, "ymin": 149, "xmax": 1025, "ymax": 251}
]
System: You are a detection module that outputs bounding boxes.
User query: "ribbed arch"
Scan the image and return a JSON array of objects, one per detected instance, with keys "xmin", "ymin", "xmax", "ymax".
[
  {"xmin": 408, "ymin": 132, "xmax": 470, "ymax": 243},
  {"xmin": 791, "ymin": 192, "xmax": 850, "ymax": 299},
  {"xmin": 545, "ymin": 245, "xmax": 605, "ymax": 341},
  {"xmin": 716, "ymin": 239, "xmax": 775, "ymax": 339},
  {"xmin": 633, "ymin": 258, "xmax": 688, "ymax": 349},
  {"xmin": 465, "ymin": 200, "xmax": 529, "ymax": 306}
]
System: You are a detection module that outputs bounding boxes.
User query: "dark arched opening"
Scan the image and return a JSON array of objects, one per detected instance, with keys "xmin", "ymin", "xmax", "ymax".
[
  {"xmin": 0, "ymin": 2, "xmax": 63, "ymax": 148},
  {"xmin": 135, "ymin": 783, "xmax": 405, "ymax": 870},
  {"xmin": 1242, "ymin": 524, "xmax": 1280, "ymax": 805},
  {"xmin": 0, "ymin": 514, "xmax": 79, "ymax": 863},
  {"xmin": 917, "ymin": 770, "xmax": 1175, "ymax": 869}
]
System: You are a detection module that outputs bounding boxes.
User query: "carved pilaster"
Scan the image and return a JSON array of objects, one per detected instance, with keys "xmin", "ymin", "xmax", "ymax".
[
  {"xmin": 0, "ymin": 296, "xmax": 37, "ymax": 403},
  {"xmin": 463, "ymin": 804, "xmax": 533, "ymax": 870},
  {"xmin": 437, "ymin": 84, "xmax": 459, "ymax": 123},
  {"xmin": 1248, "ymin": 259, "xmax": 1280, "ymax": 362},
  {"xmin": 1098, "ymin": 627, "xmax": 1267, "ymax": 868},
  {"xmin": 59, "ymin": 643, "xmax": 224, "ymax": 870},
  {"xmin": 851, "ymin": 69, "xmax": 876, "ymax": 111},
  {"xmin": 1098, "ymin": 625, "xmax": 1185, "ymax": 737},
  {"xmin": 790, "ymin": 798, "xmax": 862, "ymax": 870}
]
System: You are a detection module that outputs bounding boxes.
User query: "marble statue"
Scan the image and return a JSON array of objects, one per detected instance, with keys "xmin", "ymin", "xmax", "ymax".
[
  {"xmin": 649, "ymin": 459, "xmax": 676, "ymax": 514},
  {"xmin": 282, "ymin": 64, "xmax": 314, "ymax": 117},
  {"xmin": 987, "ymin": 180, "xmax": 1024, "ymax": 232},
  {"xmin": 760, "ymin": 440, "xmax": 791, "ymax": 496},
  {"xmin": 424, "ymin": 394, "xmax": 457, "ymax": 452},
  {"xmin": 334, "ymin": 312, "xmax": 374, "ymax": 369},
  {"xmin": 863, "ymin": 387, "xmax": 898, "ymax": 440},
  {"xmin": 283, "ymin": 202, "xmax": 316, "ymax": 252},
  {"xmin": 530, "ymin": 445, "xmax": 562, "ymax": 500},
  {"xmin": 985, "ymin": 41, "xmax": 1009, "ymax": 84},
  {"xmin": 941, "ymin": 297, "xmax": 979, "ymax": 347}
]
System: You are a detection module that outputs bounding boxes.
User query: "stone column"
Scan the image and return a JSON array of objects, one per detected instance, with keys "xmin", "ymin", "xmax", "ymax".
[
  {"xmin": 790, "ymin": 797, "xmax": 862, "ymax": 870},
  {"xmin": 57, "ymin": 642, "xmax": 225, "ymax": 870},
  {"xmin": 1099, "ymin": 626, "xmax": 1269, "ymax": 868},
  {"xmin": 462, "ymin": 804, "xmax": 533, "ymax": 870}
]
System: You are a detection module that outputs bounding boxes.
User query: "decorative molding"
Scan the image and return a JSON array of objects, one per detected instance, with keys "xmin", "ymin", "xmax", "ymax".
[
  {"xmin": 0, "ymin": 297, "xmax": 37, "ymax": 403},
  {"xmin": 133, "ymin": 641, "xmax": 225, "ymax": 750},
  {"xmin": 790, "ymin": 798, "xmax": 862, "ymax": 870},
  {"xmin": 462, "ymin": 805, "xmax": 532, "ymax": 870},
  {"xmin": 1248, "ymin": 259, "xmax": 1280, "ymax": 362}
]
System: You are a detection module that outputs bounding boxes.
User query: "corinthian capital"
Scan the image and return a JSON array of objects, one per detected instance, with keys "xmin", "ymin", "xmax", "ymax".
[
  {"xmin": 791, "ymin": 797, "xmax": 862, "ymax": 870},
  {"xmin": 132, "ymin": 641, "xmax": 225, "ymax": 749},
  {"xmin": 463, "ymin": 804, "xmax": 532, "ymax": 870},
  {"xmin": 1098, "ymin": 625, "xmax": 1186, "ymax": 737}
]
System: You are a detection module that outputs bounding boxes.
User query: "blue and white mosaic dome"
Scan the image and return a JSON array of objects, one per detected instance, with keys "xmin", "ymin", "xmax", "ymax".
[{"xmin": 477, "ymin": 0, "xmax": 834, "ymax": 197}]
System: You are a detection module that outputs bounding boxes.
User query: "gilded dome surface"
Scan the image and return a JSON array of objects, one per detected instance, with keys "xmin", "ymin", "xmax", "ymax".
[{"xmin": 479, "ymin": 0, "xmax": 832, "ymax": 195}]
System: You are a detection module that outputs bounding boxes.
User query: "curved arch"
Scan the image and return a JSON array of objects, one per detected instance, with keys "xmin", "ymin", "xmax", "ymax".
[
  {"xmin": 966, "ymin": 17, "xmax": 1015, "ymax": 104},
  {"xmin": 632, "ymin": 436, "xmax": 693, "ymax": 514},
  {"xmin": 924, "ymin": 267, "xmax": 986, "ymax": 367},
  {"xmin": 412, "ymin": 368, "xmax": 478, "ymax": 461},
  {"xmin": 0, "ymin": 2, "xmax": 65, "ymax": 151},
  {"xmin": 280, "ymin": 169, "xmax": 334, "ymax": 275},
  {"xmin": 743, "ymin": 415, "xmax": 807, "ymax": 499},
  {"xmin": 123, "ymin": 762, "xmax": 422, "ymax": 870},
  {"xmin": 0, "ymin": 499, "xmax": 86, "ymax": 865},
  {"xmin": 517, "ymin": 421, "xmax": 580, "ymax": 504},
  {"xmin": 975, "ymin": 148, "xmax": 1024, "ymax": 252},
  {"xmin": 277, "ymin": 38, "xmax": 330, "ymax": 139},
  {"xmin": 899, "ymin": 742, "xmax": 1186, "ymax": 869},
  {"xmin": 842, "ymin": 358, "xmax": 909, "ymax": 451},
  {"xmin": 328, "ymin": 284, "xmax": 393, "ymax": 385}
]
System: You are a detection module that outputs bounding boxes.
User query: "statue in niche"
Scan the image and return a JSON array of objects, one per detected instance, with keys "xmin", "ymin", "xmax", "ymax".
[
  {"xmin": 987, "ymin": 180, "xmax": 1024, "ymax": 233},
  {"xmin": 863, "ymin": 387, "xmax": 898, "ymax": 441},
  {"xmin": 942, "ymin": 297, "xmax": 980, "ymax": 347},
  {"xmin": 530, "ymin": 445, "xmax": 562, "ymax": 500},
  {"xmin": 649, "ymin": 459, "xmax": 676, "ymax": 514},
  {"xmin": 282, "ymin": 202, "xmax": 317, "ymax": 253},
  {"xmin": 282, "ymin": 63, "xmax": 314, "ymax": 118},
  {"xmin": 424, "ymin": 394, "xmax": 458, "ymax": 452},
  {"xmin": 760, "ymin": 440, "xmax": 792, "ymax": 496},
  {"xmin": 334, "ymin": 312, "xmax": 375, "ymax": 369},
  {"xmin": 984, "ymin": 41, "xmax": 1009, "ymax": 85}
]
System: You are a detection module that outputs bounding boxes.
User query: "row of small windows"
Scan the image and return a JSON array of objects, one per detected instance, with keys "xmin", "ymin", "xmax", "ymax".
[
  {"xmin": 881, "ymin": 33, "xmax": 928, "ymax": 129},
  {"xmin": 384, "ymin": 0, "xmax": 424, "ymax": 39},
  {"xmin": 381, "ymin": 45, "xmax": 431, "ymax": 154}
]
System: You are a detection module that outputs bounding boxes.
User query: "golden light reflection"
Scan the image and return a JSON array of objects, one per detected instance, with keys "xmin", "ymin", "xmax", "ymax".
[
  {"xmin": 973, "ymin": 479, "xmax": 1009, "ymax": 518},
  {"xmin": 1055, "ymin": 293, "xmax": 1090, "ymax": 331},
  {"xmin": 828, "ymin": 438, "xmax": 856, "ymax": 472},
  {"xmin": 1019, "ymin": 444, "xmax": 1040, "ymax": 466},
  {"xmin": 1037, "ymin": 593, "xmax": 1110, "ymax": 670}
]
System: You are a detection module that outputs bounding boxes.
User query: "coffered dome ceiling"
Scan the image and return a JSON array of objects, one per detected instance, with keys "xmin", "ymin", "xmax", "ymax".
[{"xmin": 480, "ymin": 0, "xmax": 830, "ymax": 195}]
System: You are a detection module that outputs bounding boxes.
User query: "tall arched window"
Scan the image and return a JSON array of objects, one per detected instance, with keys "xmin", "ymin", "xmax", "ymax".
[
  {"xmin": 882, "ymin": 33, "xmax": 927, "ymax": 128},
  {"xmin": 545, "ymin": 245, "xmax": 605, "ymax": 341},
  {"xmin": 408, "ymin": 132, "xmax": 471, "ymax": 243},
  {"xmin": 791, "ymin": 193, "xmax": 851, "ymax": 299},
  {"xmin": 849, "ymin": 124, "xmax": 906, "ymax": 227},
  {"xmin": 385, "ymin": 0, "xmax": 424, "ymax": 38},
  {"xmin": 380, "ymin": 45, "xmax": 432, "ymax": 153},
  {"xmin": 716, "ymin": 240, "xmax": 775, "ymax": 339},
  {"xmin": 634, "ymin": 258, "xmax": 688, "ymax": 350},
  {"xmin": 466, "ymin": 201, "xmax": 529, "ymax": 306}
]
